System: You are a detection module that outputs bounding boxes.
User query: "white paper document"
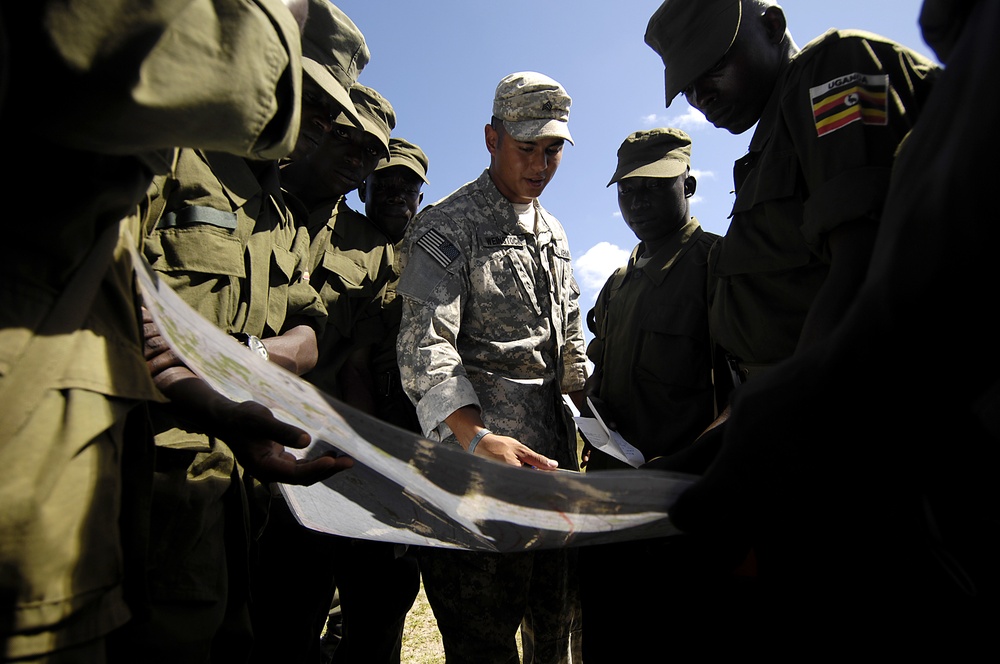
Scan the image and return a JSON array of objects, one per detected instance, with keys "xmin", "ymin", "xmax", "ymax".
[
  {"xmin": 130, "ymin": 237, "xmax": 696, "ymax": 552},
  {"xmin": 574, "ymin": 397, "xmax": 646, "ymax": 468}
]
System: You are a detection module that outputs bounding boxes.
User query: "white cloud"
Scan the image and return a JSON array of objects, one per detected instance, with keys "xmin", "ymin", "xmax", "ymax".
[
  {"xmin": 671, "ymin": 106, "xmax": 709, "ymax": 131},
  {"xmin": 574, "ymin": 241, "xmax": 630, "ymax": 306},
  {"xmin": 640, "ymin": 106, "xmax": 709, "ymax": 131}
]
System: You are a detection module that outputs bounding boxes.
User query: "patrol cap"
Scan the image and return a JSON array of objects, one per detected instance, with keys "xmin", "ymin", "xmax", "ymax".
[
  {"xmin": 607, "ymin": 127, "xmax": 691, "ymax": 187},
  {"xmin": 645, "ymin": 0, "xmax": 742, "ymax": 107},
  {"xmin": 376, "ymin": 137, "xmax": 430, "ymax": 184},
  {"xmin": 492, "ymin": 71, "xmax": 574, "ymax": 145},
  {"xmin": 333, "ymin": 83, "xmax": 395, "ymax": 156},
  {"xmin": 301, "ymin": 0, "xmax": 370, "ymax": 127}
]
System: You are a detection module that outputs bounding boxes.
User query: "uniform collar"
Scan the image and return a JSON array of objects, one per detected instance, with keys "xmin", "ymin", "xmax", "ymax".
[
  {"xmin": 475, "ymin": 169, "xmax": 549, "ymax": 238},
  {"xmin": 630, "ymin": 217, "xmax": 703, "ymax": 286}
]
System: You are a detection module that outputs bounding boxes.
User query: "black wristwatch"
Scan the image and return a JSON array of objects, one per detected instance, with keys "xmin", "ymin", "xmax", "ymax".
[{"xmin": 232, "ymin": 332, "xmax": 269, "ymax": 361}]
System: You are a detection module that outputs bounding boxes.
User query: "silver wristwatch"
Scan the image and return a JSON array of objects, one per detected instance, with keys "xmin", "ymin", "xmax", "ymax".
[{"xmin": 233, "ymin": 332, "xmax": 269, "ymax": 361}]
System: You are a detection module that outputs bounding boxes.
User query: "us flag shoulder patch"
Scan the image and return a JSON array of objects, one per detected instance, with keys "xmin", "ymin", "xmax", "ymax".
[
  {"xmin": 416, "ymin": 228, "xmax": 461, "ymax": 268},
  {"xmin": 810, "ymin": 72, "xmax": 889, "ymax": 137}
]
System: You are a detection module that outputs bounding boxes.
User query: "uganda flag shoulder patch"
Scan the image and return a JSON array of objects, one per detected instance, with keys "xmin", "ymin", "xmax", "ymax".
[
  {"xmin": 416, "ymin": 228, "xmax": 461, "ymax": 268},
  {"xmin": 810, "ymin": 72, "xmax": 889, "ymax": 137}
]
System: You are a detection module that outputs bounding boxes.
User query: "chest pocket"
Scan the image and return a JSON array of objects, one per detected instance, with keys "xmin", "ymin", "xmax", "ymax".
[
  {"xmin": 721, "ymin": 151, "xmax": 812, "ymax": 276},
  {"xmin": 465, "ymin": 245, "xmax": 544, "ymax": 344},
  {"xmin": 144, "ymin": 206, "xmax": 245, "ymax": 277},
  {"xmin": 502, "ymin": 249, "xmax": 543, "ymax": 316},
  {"xmin": 262, "ymin": 244, "xmax": 298, "ymax": 333},
  {"xmin": 319, "ymin": 249, "xmax": 379, "ymax": 294},
  {"xmin": 316, "ymin": 249, "xmax": 382, "ymax": 337},
  {"xmin": 636, "ymin": 305, "xmax": 710, "ymax": 388},
  {"xmin": 549, "ymin": 245, "xmax": 577, "ymax": 301}
]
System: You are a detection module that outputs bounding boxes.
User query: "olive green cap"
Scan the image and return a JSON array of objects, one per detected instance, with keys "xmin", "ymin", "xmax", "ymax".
[
  {"xmin": 331, "ymin": 83, "xmax": 395, "ymax": 156},
  {"xmin": 376, "ymin": 137, "xmax": 430, "ymax": 184},
  {"xmin": 607, "ymin": 127, "xmax": 691, "ymax": 187},
  {"xmin": 301, "ymin": 0, "xmax": 370, "ymax": 127},
  {"xmin": 492, "ymin": 71, "xmax": 574, "ymax": 145},
  {"xmin": 645, "ymin": 0, "xmax": 742, "ymax": 107}
]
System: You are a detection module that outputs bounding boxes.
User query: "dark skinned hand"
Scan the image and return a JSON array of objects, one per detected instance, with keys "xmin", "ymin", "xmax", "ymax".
[{"xmin": 141, "ymin": 306, "xmax": 354, "ymax": 485}]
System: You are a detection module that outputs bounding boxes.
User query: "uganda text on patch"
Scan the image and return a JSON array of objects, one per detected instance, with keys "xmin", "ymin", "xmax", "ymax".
[{"xmin": 810, "ymin": 72, "xmax": 888, "ymax": 137}]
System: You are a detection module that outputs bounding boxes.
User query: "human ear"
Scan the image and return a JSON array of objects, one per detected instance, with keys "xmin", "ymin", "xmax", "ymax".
[
  {"xmin": 762, "ymin": 6, "xmax": 788, "ymax": 45},
  {"xmin": 485, "ymin": 123, "xmax": 499, "ymax": 155},
  {"xmin": 684, "ymin": 175, "xmax": 697, "ymax": 198}
]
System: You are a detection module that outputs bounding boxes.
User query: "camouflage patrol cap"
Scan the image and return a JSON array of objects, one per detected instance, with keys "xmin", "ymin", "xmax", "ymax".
[
  {"xmin": 645, "ymin": 0, "xmax": 742, "ymax": 107},
  {"xmin": 376, "ymin": 137, "xmax": 430, "ymax": 184},
  {"xmin": 301, "ymin": 0, "xmax": 370, "ymax": 127},
  {"xmin": 333, "ymin": 83, "xmax": 395, "ymax": 156},
  {"xmin": 607, "ymin": 127, "xmax": 691, "ymax": 187},
  {"xmin": 492, "ymin": 72, "xmax": 574, "ymax": 145}
]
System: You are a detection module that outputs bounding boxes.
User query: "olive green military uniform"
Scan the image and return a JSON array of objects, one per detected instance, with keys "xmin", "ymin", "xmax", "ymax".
[
  {"xmin": 710, "ymin": 29, "xmax": 939, "ymax": 369},
  {"xmin": 586, "ymin": 218, "xmax": 718, "ymax": 469},
  {"xmin": 580, "ymin": 219, "xmax": 753, "ymax": 659},
  {"xmin": 321, "ymin": 138, "xmax": 429, "ymax": 664},
  {"xmin": 325, "ymin": 253, "xmax": 421, "ymax": 664},
  {"xmin": 0, "ymin": 1, "xmax": 302, "ymax": 660},
  {"xmin": 300, "ymin": 197, "xmax": 396, "ymax": 395},
  {"xmin": 247, "ymin": 194, "xmax": 396, "ymax": 664},
  {"xmin": 367, "ymin": 267, "xmax": 421, "ymax": 432},
  {"xmin": 670, "ymin": 2, "xmax": 1000, "ymax": 655},
  {"xmin": 108, "ymin": 149, "xmax": 326, "ymax": 662}
]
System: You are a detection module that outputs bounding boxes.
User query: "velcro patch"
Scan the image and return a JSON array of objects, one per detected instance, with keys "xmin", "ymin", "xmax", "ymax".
[
  {"xmin": 810, "ymin": 73, "xmax": 888, "ymax": 137},
  {"xmin": 416, "ymin": 228, "xmax": 461, "ymax": 268}
]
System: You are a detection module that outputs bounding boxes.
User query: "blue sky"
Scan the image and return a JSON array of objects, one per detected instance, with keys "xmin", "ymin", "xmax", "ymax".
[{"xmin": 333, "ymin": 0, "xmax": 937, "ymax": 337}]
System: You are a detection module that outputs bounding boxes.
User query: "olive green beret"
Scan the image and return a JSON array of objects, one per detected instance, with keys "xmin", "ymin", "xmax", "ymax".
[
  {"xmin": 301, "ymin": 0, "xmax": 370, "ymax": 127},
  {"xmin": 645, "ymin": 0, "xmax": 742, "ymax": 107},
  {"xmin": 376, "ymin": 137, "xmax": 429, "ymax": 184},
  {"xmin": 607, "ymin": 127, "xmax": 691, "ymax": 187},
  {"xmin": 333, "ymin": 83, "xmax": 395, "ymax": 156}
]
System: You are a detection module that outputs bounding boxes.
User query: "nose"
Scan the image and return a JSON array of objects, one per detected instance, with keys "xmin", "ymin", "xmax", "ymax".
[
  {"xmin": 629, "ymin": 190, "xmax": 649, "ymax": 211},
  {"xmin": 685, "ymin": 76, "xmax": 716, "ymax": 111},
  {"xmin": 531, "ymin": 150, "xmax": 551, "ymax": 174},
  {"xmin": 343, "ymin": 142, "xmax": 366, "ymax": 165}
]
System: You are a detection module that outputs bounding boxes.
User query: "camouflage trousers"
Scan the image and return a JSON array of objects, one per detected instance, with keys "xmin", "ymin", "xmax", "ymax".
[{"xmin": 416, "ymin": 546, "xmax": 582, "ymax": 664}]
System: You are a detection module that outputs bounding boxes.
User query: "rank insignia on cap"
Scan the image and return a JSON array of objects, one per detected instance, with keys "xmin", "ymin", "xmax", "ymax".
[
  {"xmin": 416, "ymin": 228, "xmax": 461, "ymax": 268},
  {"xmin": 810, "ymin": 73, "xmax": 888, "ymax": 137}
]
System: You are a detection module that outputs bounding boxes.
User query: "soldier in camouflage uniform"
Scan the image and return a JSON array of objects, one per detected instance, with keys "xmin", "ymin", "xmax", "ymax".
[{"xmin": 395, "ymin": 72, "xmax": 587, "ymax": 664}]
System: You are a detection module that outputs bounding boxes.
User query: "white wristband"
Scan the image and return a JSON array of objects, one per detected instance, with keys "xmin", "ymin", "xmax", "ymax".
[{"xmin": 468, "ymin": 428, "xmax": 491, "ymax": 455}]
